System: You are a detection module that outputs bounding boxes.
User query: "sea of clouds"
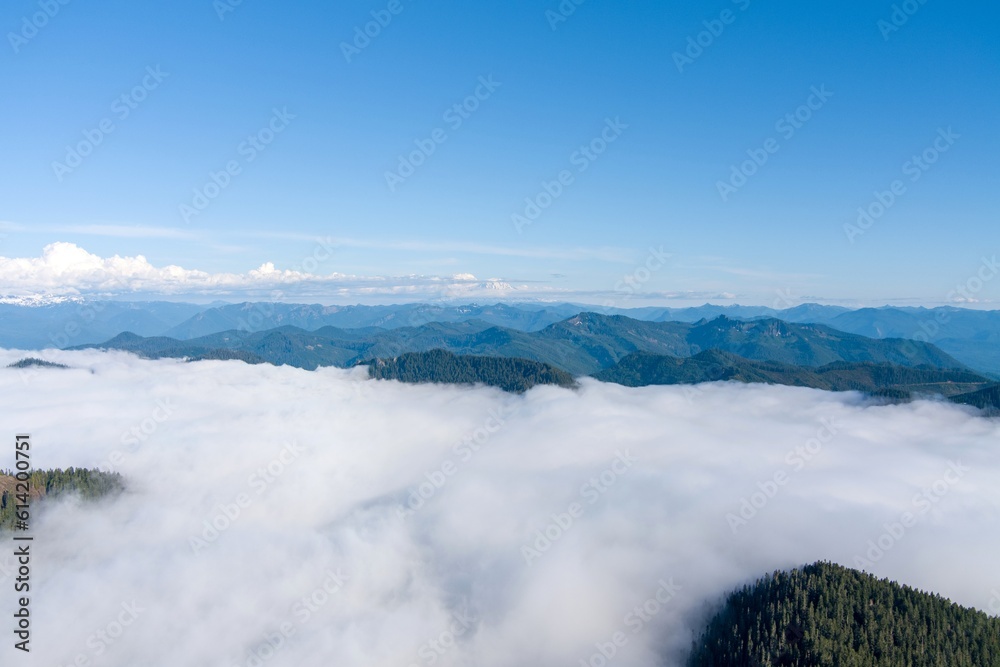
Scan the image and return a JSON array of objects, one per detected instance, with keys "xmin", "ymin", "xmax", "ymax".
[{"xmin": 0, "ymin": 349, "xmax": 998, "ymax": 667}]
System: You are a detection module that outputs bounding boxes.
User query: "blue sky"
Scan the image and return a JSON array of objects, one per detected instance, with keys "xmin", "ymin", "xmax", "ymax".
[{"xmin": 1, "ymin": 0, "xmax": 998, "ymax": 306}]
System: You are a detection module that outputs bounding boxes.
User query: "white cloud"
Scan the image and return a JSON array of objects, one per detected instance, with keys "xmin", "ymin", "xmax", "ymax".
[
  {"xmin": 0, "ymin": 350, "xmax": 997, "ymax": 666},
  {"xmin": 0, "ymin": 242, "xmax": 518, "ymax": 300}
]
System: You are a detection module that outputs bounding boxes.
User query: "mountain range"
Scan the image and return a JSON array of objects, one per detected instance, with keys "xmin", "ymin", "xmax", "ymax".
[
  {"xmin": 69, "ymin": 313, "xmax": 968, "ymax": 377},
  {"xmin": 592, "ymin": 349, "xmax": 996, "ymax": 407},
  {"xmin": 5, "ymin": 300, "xmax": 1000, "ymax": 375}
]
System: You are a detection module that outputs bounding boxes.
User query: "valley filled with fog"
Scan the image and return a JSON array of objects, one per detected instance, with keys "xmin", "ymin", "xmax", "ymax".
[{"xmin": 1, "ymin": 349, "xmax": 997, "ymax": 667}]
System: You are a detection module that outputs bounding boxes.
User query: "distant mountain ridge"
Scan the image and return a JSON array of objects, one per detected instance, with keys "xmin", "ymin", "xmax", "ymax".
[
  {"xmin": 15, "ymin": 310, "xmax": 993, "ymax": 408},
  {"xmin": 161, "ymin": 302, "xmax": 590, "ymax": 338},
  {"xmin": 72, "ymin": 313, "xmax": 968, "ymax": 377},
  {"xmin": 593, "ymin": 349, "xmax": 992, "ymax": 400},
  {"xmin": 158, "ymin": 302, "xmax": 1000, "ymax": 376},
  {"xmin": 5, "ymin": 299, "xmax": 1000, "ymax": 375},
  {"xmin": 365, "ymin": 348, "xmax": 997, "ymax": 401},
  {"xmin": 0, "ymin": 300, "xmax": 210, "ymax": 349}
]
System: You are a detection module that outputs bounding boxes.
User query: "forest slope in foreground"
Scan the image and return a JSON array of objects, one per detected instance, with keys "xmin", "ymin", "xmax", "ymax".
[
  {"xmin": 689, "ymin": 561, "xmax": 1000, "ymax": 666},
  {"xmin": 2, "ymin": 472, "xmax": 997, "ymax": 665}
]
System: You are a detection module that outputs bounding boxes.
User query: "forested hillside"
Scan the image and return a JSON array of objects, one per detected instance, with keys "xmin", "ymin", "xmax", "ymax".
[
  {"xmin": 0, "ymin": 468, "xmax": 125, "ymax": 529},
  {"xmin": 688, "ymin": 562, "xmax": 1000, "ymax": 666},
  {"xmin": 366, "ymin": 349, "xmax": 577, "ymax": 393},
  {"xmin": 74, "ymin": 313, "xmax": 969, "ymax": 376},
  {"xmin": 593, "ymin": 350, "xmax": 990, "ymax": 398},
  {"xmin": 950, "ymin": 383, "xmax": 1000, "ymax": 413},
  {"xmin": 6, "ymin": 357, "xmax": 69, "ymax": 369}
]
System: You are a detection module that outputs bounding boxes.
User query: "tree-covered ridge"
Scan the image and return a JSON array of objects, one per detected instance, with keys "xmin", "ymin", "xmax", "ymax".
[
  {"xmin": 0, "ymin": 468, "xmax": 125, "ymax": 529},
  {"xmin": 73, "ymin": 312, "xmax": 970, "ymax": 377},
  {"xmin": 366, "ymin": 349, "xmax": 577, "ymax": 393},
  {"xmin": 187, "ymin": 348, "xmax": 267, "ymax": 364},
  {"xmin": 6, "ymin": 357, "xmax": 69, "ymax": 369},
  {"xmin": 593, "ymin": 350, "xmax": 991, "ymax": 398},
  {"xmin": 950, "ymin": 383, "xmax": 1000, "ymax": 413},
  {"xmin": 688, "ymin": 561, "xmax": 1000, "ymax": 667},
  {"xmin": 56, "ymin": 320, "xmax": 1000, "ymax": 409}
]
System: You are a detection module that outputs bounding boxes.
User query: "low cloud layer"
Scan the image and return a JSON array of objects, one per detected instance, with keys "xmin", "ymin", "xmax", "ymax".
[{"xmin": 0, "ymin": 350, "xmax": 998, "ymax": 666}]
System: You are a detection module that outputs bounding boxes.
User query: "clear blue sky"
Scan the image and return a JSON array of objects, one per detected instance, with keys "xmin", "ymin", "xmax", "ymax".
[{"xmin": 1, "ymin": 0, "xmax": 998, "ymax": 306}]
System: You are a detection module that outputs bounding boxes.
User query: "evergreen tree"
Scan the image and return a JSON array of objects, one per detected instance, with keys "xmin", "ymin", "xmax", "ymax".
[{"xmin": 688, "ymin": 562, "xmax": 1000, "ymax": 666}]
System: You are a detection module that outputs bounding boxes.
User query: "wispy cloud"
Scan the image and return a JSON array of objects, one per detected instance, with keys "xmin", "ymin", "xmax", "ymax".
[
  {"xmin": 244, "ymin": 232, "xmax": 636, "ymax": 263},
  {"xmin": 685, "ymin": 261, "xmax": 823, "ymax": 282},
  {"xmin": 1, "ymin": 222, "xmax": 201, "ymax": 240},
  {"xmin": 51, "ymin": 224, "xmax": 201, "ymax": 239}
]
